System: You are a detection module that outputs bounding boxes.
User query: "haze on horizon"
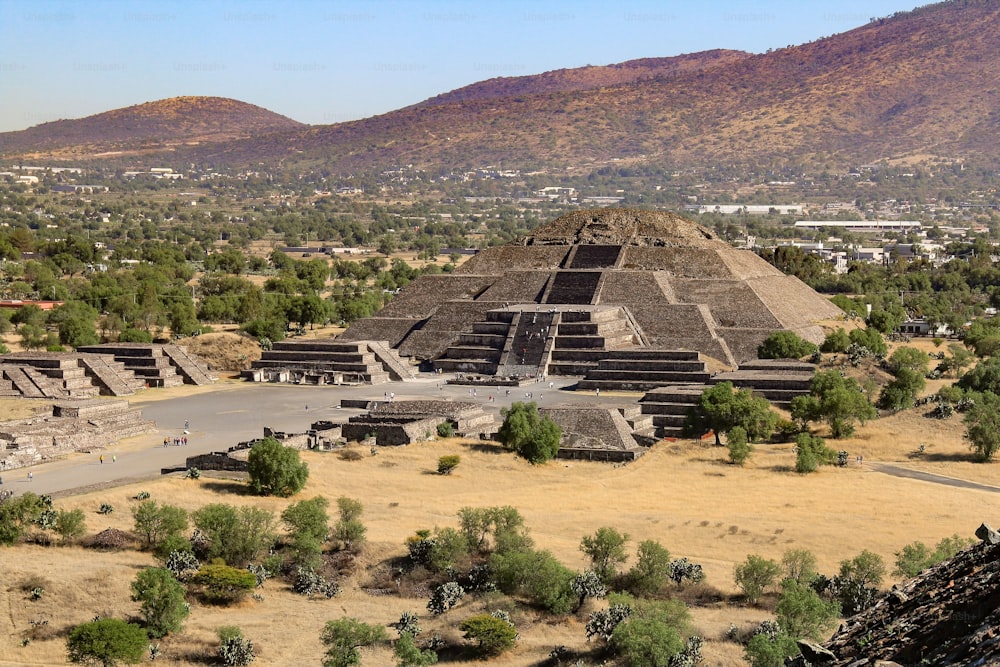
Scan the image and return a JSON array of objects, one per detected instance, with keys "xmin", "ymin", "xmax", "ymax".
[{"xmin": 0, "ymin": 0, "xmax": 923, "ymax": 134}]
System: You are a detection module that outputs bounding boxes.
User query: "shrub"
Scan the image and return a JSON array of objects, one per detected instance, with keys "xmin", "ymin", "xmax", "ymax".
[
  {"xmin": 54, "ymin": 508, "xmax": 87, "ymax": 545},
  {"xmin": 281, "ymin": 496, "xmax": 330, "ymax": 543},
  {"xmin": 758, "ymin": 331, "xmax": 818, "ymax": 359},
  {"xmin": 394, "ymin": 632, "xmax": 438, "ymax": 667},
  {"xmin": 833, "ymin": 550, "xmax": 885, "ymax": 615},
  {"xmin": 820, "ymin": 328, "xmax": 851, "ymax": 353},
  {"xmin": 848, "ymin": 327, "xmax": 887, "ymax": 356},
  {"xmin": 570, "ymin": 570, "xmax": 607, "ymax": 611},
  {"xmin": 332, "ymin": 497, "xmax": 366, "ymax": 552},
  {"xmin": 0, "ymin": 492, "xmax": 48, "ymax": 545},
  {"xmin": 191, "ymin": 564, "xmax": 258, "ymax": 605},
  {"xmin": 726, "ymin": 426, "xmax": 753, "ymax": 465},
  {"xmin": 459, "ymin": 613, "xmax": 518, "ymax": 656},
  {"xmin": 795, "ymin": 433, "xmax": 837, "ymax": 473},
  {"xmin": 119, "ymin": 328, "xmax": 153, "ymax": 343},
  {"xmin": 781, "ymin": 548, "xmax": 818, "ymax": 585},
  {"xmin": 390, "ymin": 611, "xmax": 421, "ymax": 638},
  {"xmin": 218, "ymin": 626, "xmax": 256, "ymax": 666},
  {"xmin": 436, "ymin": 455, "xmax": 460, "ymax": 475},
  {"xmin": 776, "ymin": 580, "xmax": 840, "ymax": 641},
  {"xmin": 667, "ymin": 558, "xmax": 705, "ymax": 589},
  {"xmin": 607, "ymin": 594, "xmax": 692, "ymax": 667},
  {"xmin": 320, "ymin": 618, "xmax": 387, "ymax": 667},
  {"xmin": 625, "ymin": 539, "xmax": 671, "ymax": 596},
  {"xmin": 66, "ymin": 618, "xmax": 147, "ymax": 666},
  {"xmin": 293, "ymin": 566, "xmax": 340, "ymax": 598},
  {"xmin": 131, "ymin": 501, "xmax": 188, "ymax": 548},
  {"xmin": 435, "ymin": 422, "xmax": 454, "ymax": 438},
  {"xmin": 192, "ymin": 503, "xmax": 276, "ymax": 566},
  {"xmin": 745, "ymin": 629, "xmax": 800, "ymax": 667},
  {"xmin": 165, "ymin": 549, "xmax": 201, "ymax": 582},
  {"xmin": 734, "ymin": 555, "xmax": 781, "ymax": 605},
  {"xmin": 131, "ymin": 567, "xmax": 190, "ymax": 638},
  {"xmin": 427, "ymin": 581, "xmax": 465, "ymax": 616},
  {"xmin": 98, "ymin": 503, "xmax": 114, "ymax": 515},
  {"xmin": 247, "ymin": 437, "xmax": 309, "ymax": 497}
]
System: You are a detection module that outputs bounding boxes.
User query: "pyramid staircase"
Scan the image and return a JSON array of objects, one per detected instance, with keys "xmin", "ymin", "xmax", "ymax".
[
  {"xmin": 162, "ymin": 344, "xmax": 217, "ymax": 385},
  {"xmin": 1, "ymin": 355, "xmax": 103, "ymax": 399},
  {"xmin": 638, "ymin": 384, "xmax": 708, "ymax": 439},
  {"xmin": 547, "ymin": 307, "xmax": 641, "ymax": 376},
  {"xmin": 710, "ymin": 359, "xmax": 815, "ymax": 408},
  {"xmin": 433, "ymin": 310, "xmax": 515, "ymax": 375},
  {"xmin": 76, "ymin": 344, "xmax": 186, "ymax": 388}
]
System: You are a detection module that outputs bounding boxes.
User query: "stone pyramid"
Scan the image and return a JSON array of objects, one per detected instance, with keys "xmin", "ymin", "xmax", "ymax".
[{"xmin": 339, "ymin": 208, "xmax": 841, "ymax": 370}]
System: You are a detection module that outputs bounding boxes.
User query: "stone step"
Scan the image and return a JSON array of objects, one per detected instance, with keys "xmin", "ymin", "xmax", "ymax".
[
  {"xmin": 584, "ymin": 370, "xmax": 712, "ymax": 383},
  {"xmin": 440, "ymin": 346, "xmax": 503, "ymax": 362},
  {"xmin": 639, "ymin": 402, "xmax": 701, "ymax": 416}
]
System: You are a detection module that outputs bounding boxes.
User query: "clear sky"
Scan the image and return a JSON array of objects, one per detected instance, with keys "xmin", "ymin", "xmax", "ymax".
[{"xmin": 0, "ymin": 0, "xmax": 925, "ymax": 133}]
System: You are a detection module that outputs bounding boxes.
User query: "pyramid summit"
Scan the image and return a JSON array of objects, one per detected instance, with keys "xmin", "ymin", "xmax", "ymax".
[{"xmin": 340, "ymin": 208, "xmax": 841, "ymax": 377}]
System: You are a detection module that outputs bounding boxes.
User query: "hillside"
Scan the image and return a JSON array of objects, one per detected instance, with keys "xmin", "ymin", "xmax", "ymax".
[
  {"xmin": 0, "ymin": 96, "xmax": 304, "ymax": 159},
  {"xmin": 2, "ymin": 0, "xmax": 999, "ymax": 172}
]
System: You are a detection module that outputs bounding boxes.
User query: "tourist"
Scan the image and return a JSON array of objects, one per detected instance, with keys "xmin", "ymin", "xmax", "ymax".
[
  {"xmin": 112, "ymin": 455, "xmax": 117, "ymax": 463},
  {"xmin": 595, "ymin": 387, "xmax": 600, "ymax": 397},
  {"xmin": 28, "ymin": 472, "xmax": 32, "ymax": 482},
  {"xmin": 100, "ymin": 455, "xmax": 104, "ymax": 465},
  {"xmin": 184, "ymin": 419, "xmax": 189, "ymax": 430}
]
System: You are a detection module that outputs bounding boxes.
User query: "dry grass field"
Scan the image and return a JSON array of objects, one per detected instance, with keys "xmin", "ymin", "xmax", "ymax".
[{"xmin": 3, "ymin": 411, "xmax": 998, "ymax": 667}]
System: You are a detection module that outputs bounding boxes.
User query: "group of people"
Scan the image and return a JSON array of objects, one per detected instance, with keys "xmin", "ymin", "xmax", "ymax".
[{"xmin": 163, "ymin": 436, "xmax": 188, "ymax": 447}]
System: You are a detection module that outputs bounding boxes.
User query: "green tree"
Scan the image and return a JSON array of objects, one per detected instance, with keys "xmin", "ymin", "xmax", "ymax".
[
  {"xmin": 192, "ymin": 503, "xmax": 276, "ymax": 566},
  {"xmin": 281, "ymin": 496, "xmax": 329, "ymax": 543},
  {"xmin": 0, "ymin": 492, "xmax": 47, "ymax": 545},
  {"xmin": 332, "ymin": 496, "xmax": 366, "ymax": 551},
  {"xmin": 580, "ymin": 526, "xmax": 630, "ymax": 583},
  {"xmin": 66, "ymin": 618, "xmax": 147, "ymax": 666},
  {"xmin": 490, "ymin": 548, "xmax": 576, "ymax": 614},
  {"xmin": 776, "ymin": 580, "xmax": 840, "ymax": 640},
  {"xmin": 54, "ymin": 508, "xmax": 87, "ymax": 545},
  {"xmin": 745, "ymin": 630, "xmax": 800, "ymax": 667},
  {"xmin": 131, "ymin": 501, "xmax": 188, "ymax": 548},
  {"xmin": 625, "ymin": 539, "xmax": 672, "ymax": 596},
  {"xmin": 781, "ymin": 548, "xmax": 818, "ymax": 585},
  {"xmin": 460, "ymin": 614, "xmax": 518, "ymax": 656},
  {"xmin": 794, "ymin": 432, "xmax": 836, "ymax": 473},
  {"xmin": 685, "ymin": 382, "xmax": 778, "ymax": 445},
  {"xmin": 734, "ymin": 555, "xmax": 782, "ymax": 606},
  {"xmin": 394, "ymin": 633, "xmax": 437, "ymax": 666},
  {"xmin": 726, "ymin": 426, "xmax": 753, "ymax": 465},
  {"xmin": 848, "ymin": 327, "xmax": 887, "ymax": 356},
  {"xmin": 131, "ymin": 567, "xmax": 189, "ymax": 637},
  {"xmin": 607, "ymin": 595, "xmax": 692, "ymax": 667},
  {"xmin": 497, "ymin": 401, "xmax": 562, "ymax": 464},
  {"xmin": 964, "ymin": 391, "xmax": 1000, "ymax": 461},
  {"xmin": 791, "ymin": 370, "xmax": 876, "ymax": 438},
  {"xmin": 247, "ymin": 437, "xmax": 309, "ymax": 497},
  {"xmin": 878, "ymin": 347, "xmax": 929, "ymax": 410},
  {"xmin": 757, "ymin": 331, "xmax": 818, "ymax": 359},
  {"xmin": 320, "ymin": 618, "xmax": 387, "ymax": 667}
]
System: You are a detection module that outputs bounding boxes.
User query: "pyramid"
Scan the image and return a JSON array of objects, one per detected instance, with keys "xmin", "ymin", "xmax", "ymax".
[{"xmin": 339, "ymin": 208, "xmax": 841, "ymax": 372}]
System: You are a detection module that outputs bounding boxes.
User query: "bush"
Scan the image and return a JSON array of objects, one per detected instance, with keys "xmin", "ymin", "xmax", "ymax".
[
  {"xmin": 848, "ymin": 327, "xmax": 887, "ymax": 356},
  {"xmin": 131, "ymin": 567, "xmax": 189, "ymax": 638},
  {"xmin": 459, "ymin": 613, "xmax": 518, "ymax": 656},
  {"xmin": 192, "ymin": 503, "xmax": 276, "ymax": 566},
  {"xmin": 833, "ymin": 550, "xmax": 885, "ymax": 615},
  {"xmin": 191, "ymin": 564, "xmax": 258, "ymax": 605},
  {"xmin": 490, "ymin": 548, "xmax": 576, "ymax": 614},
  {"xmin": 165, "ymin": 549, "xmax": 201, "ymax": 582},
  {"xmin": 734, "ymin": 555, "xmax": 781, "ymax": 605},
  {"xmin": 247, "ymin": 437, "xmax": 309, "ymax": 497},
  {"xmin": 781, "ymin": 548, "xmax": 818, "ymax": 585},
  {"xmin": 726, "ymin": 426, "xmax": 753, "ymax": 465},
  {"xmin": 0, "ymin": 493, "xmax": 48, "ymax": 545},
  {"xmin": 776, "ymin": 580, "xmax": 840, "ymax": 640},
  {"xmin": 795, "ymin": 433, "xmax": 836, "ymax": 473},
  {"xmin": 394, "ymin": 632, "xmax": 438, "ymax": 667},
  {"xmin": 427, "ymin": 581, "xmax": 465, "ymax": 615},
  {"xmin": 118, "ymin": 328, "xmax": 153, "ymax": 343},
  {"xmin": 66, "ymin": 618, "xmax": 147, "ymax": 666},
  {"xmin": 435, "ymin": 422, "xmax": 454, "ymax": 438},
  {"xmin": 132, "ymin": 501, "xmax": 188, "ymax": 548},
  {"xmin": 218, "ymin": 627, "xmax": 256, "ymax": 666},
  {"xmin": 497, "ymin": 401, "xmax": 562, "ymax": 464},
  {"xmin": 745, "ymin": 630, "xmax": 800, "ymax": 667},
  {"xmin": 320, "ymin": 618, "xmax": 387, "ymax": 667},
  {"xmin": 667, "ymin": 558, "xmax": 705, "ymax": 589},
  {"xmin": 281, "ymin": 496, "xmax": 330, "ymax": 543},
  {"xmin": 293, "ymin": 566, "xmax": 340, "ymax": 598},
  {"xmin": 437, "ymin": 455, "xmax": 460, "ymax": 475},
  {"xmin": 54, "ymin": 508, "xmax": 87, "ymax": 545},
  {"xmin": 332, "ymin": 497, "xmax": 366, "ymax": 552},
  {"xmin": 757, "ymin": 331, "xmax": 818, "ymax": 359},
  {"xmin": 606, "ymin": 594, "xmax": 692, "ymax": 667},
  {"xmin": 820, "ymin": 328, "xmax": 851, "ymax": 353},
  {"xmin": 625, "ymin": 539, "xmax": 671, "ymax": 596}
]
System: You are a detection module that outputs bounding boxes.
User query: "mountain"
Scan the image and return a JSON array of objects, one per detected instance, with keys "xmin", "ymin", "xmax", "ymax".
[
  {"xmin": 2, "ymin": 0, "xmax": 999, "ymax": 172},
  {"xmin": 0, "ymin": 96, "xmax": 304, "ymax": 159}
]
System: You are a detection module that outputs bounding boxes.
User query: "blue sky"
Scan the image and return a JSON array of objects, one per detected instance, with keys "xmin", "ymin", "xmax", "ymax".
[{"xmin": 0, "ymin": 0, "xmax": 925, "ymax": 132}]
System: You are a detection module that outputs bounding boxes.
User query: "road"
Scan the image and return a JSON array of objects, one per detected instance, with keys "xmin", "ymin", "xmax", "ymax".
[
  {"xmin": 867, "ymin": 462, "xmax": 1000, "ymax": 493},
  {"xmin": 3, "ymin": 375, "xmax": 600, "ymax": 498}
]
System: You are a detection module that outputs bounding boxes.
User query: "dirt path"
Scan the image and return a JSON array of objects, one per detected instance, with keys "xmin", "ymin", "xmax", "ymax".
[{"xmin": 868, "ymin": 462, "xmax": 1000, "ymax": 493}]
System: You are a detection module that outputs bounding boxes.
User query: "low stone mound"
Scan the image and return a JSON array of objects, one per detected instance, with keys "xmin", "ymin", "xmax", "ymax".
[{"xmin": 85, "ymin": 528, "xmax": 137, "ymax": 550}]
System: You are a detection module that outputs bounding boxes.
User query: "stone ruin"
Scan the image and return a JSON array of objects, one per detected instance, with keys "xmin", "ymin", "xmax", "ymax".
[
  {"xmin": 244, "ymin": 339, "xmax": 416, "ymax": 385},
  {"xmin": 0, "ymin": 343, "xmax": 215, "ymax": 399},
  {"xmin": 337, "ymin": 400, "xmax": 496, "ymax": 446},
  {"xmin": 338, "ymin": 208, "xmax": 841, "ymax": 384},
  {"xmin": 540, "ymin": 406, "xmax": 654, "ymax": 462},
  {"xmin": 794, "ymin": 523, "xmax": 1000, "ymax": 665},
  {"xmin": 0, "ymin": 399, "xmax": 155, "ymax": 470}
]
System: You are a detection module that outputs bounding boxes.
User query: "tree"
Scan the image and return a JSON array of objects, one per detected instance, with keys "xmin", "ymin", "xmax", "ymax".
[
  {"xmin": 459, "ymin": 614, "xmax": 518, "ymax": 656},
  {"xmin": 131, "ymin": 501, "xmax": 188, "ymax": 548},
  {"xmin": 820, "ymin": 328, "xmax": 851, "ymax": 353},
  {"xmin": 54, "ymin": 508, "xmax": 87, "ymax": 545},
  {"xmin": 835, "ymin": 550, "xmax": 886, "ymax": 615},
  {"xmin": 745, "ymin": 630, "xmax": 800, "ymax": 667},
  {"xmin": 580, "ymin": 526, "xmax": 630, "ymax": 583},
  {"xmin": 192, "ymin": 503, "xmax": 276, "ymax": 566},
  {"xmin": 332, "ymin": 496, "xmax": 366, "ymax": 551},
  {"xmin": 794, "ymin": 432, "xmax": 836, "ymax": 473},
  {"xmin": 490, "ymin": 548, "xmax": 576, "ymax": 614},
  {"xmin": 131, "ymin": 567, "xmax": 189, "ymax": 637},
  {"xmin": 320, "ymin": 618, "xmax": 387, "ymax": 667},
  {"xmin": 958, "ymin": 357, "xmax": 1000, "ymax": 394},
  {"xmin": 726, "ymin": 426, "xmax": 753, "ymax": 465},
  {"xmin": 964, "ymin": 391, "xmax": 1000, "ymax": 461},
  {"xmin": 394, "ymin": 632, "xmax": 437, "ymax": 667},
  {"xmin": 0, "ymin": 492, "xmax": 48, "ymax": 545},
  {"xmin": 497, "ymin": 401, "xmax": 562, "ymax": 464},
  {"xmin": 776, "ymin": 580, "xmax": 840, "ymax": 640},
  {"xmin": 607, "ymin": 595, "xmax": 692, "ymax": 667},
  {"xmin": 792, "ymin": 371, "xmax": 876, "ymax": 438},
  {"xmin": 281, "ymin": 496, "xmax": 329, "ymax": 543},
  {"xmin": 625, "ymin": 539, "xmax": 672, "ymax": 596},
  {"xmin": 247, "ymin": 437, "xmax": 309, "ymax": 496},
  {"xmin": 66, "ymin": 618, "xmax": 147, "ymax": 666},
  {"xmin": 685, "ymin": 382, "xmax": 778, "ymax": 445},
  {"xmin": 878, "ymin": 347, "xmax": 929, "ymax": 410},
  {"xmin": 848, "ymin": 327, "xmax": 887, "ymax": 356},
  {"xmin": 781, "ymin": 548, "xmax": 818, "ymax": 585},
  {"xmin": 734, "ymin": 555, "xmax": 782, "ymax": 605},
  {"xmin": 758, "ymin": 331, "xmax": 818, "ymax": 360}
]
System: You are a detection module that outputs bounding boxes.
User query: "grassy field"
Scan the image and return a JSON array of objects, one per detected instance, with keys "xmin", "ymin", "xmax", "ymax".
[{"xmin": 2, "ymin": 415, "xmax": 996, "ymax": 666}]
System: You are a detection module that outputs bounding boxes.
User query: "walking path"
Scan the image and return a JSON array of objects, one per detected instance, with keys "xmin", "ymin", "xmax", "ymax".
[{"xmin": 867, "ymin": 462, "xmax": 1000, "ymax": 493}]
